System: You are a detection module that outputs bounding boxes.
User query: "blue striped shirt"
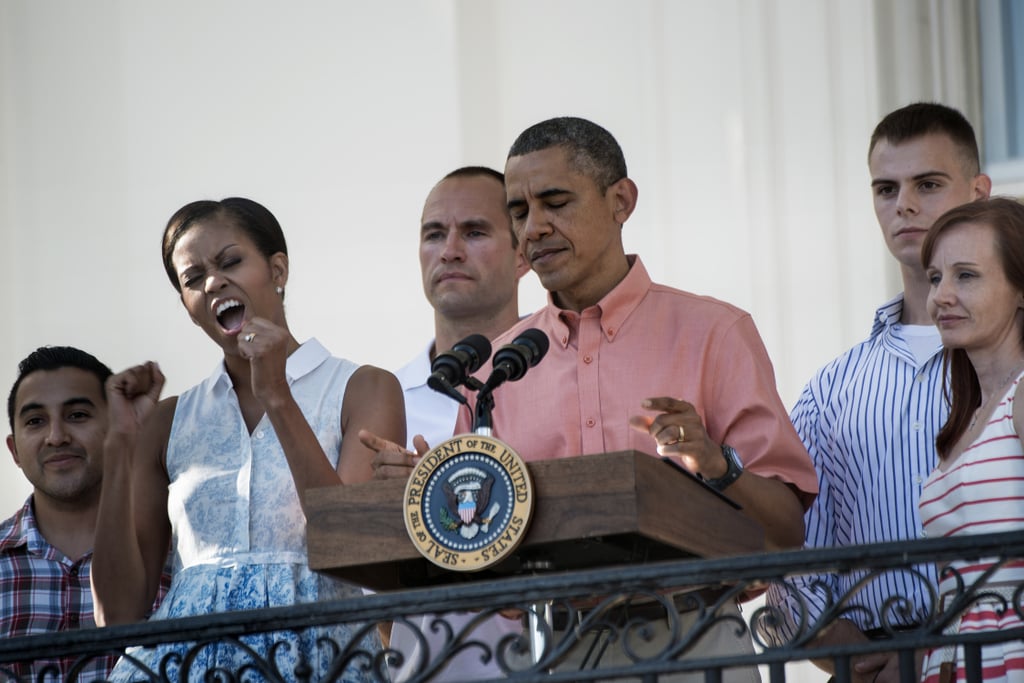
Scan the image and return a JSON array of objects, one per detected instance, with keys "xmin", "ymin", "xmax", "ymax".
[{"xmin": 763, "ymin": 295, "xmax": 945, "ymax": 641}]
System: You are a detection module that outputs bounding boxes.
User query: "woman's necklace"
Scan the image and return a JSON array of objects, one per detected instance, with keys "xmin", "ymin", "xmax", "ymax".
[{"xmin": 969, "ymin": 362, "xmax": 1024, "ymax": 430}]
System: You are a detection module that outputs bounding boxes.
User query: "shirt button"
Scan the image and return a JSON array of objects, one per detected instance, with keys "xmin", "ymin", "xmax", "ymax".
[
  {"xmin": 583, "ymin": 355, "xmax": 593, "ymax": 364},
  {"xmin": 921, "ymin": 531, "xmax": 928, "ymax": 538},
  {"xmin": 915, "ymin": 475, "xmax": 923, "ymax": 484},
  {"xmin": 68, "ymin": 613, "xmax": 79, "ymax": 625},
  {"xmin": 69, "ymin": 566, "xmax": 78, "ymax": 577},
  {"xmin": 586, "ymin": 418, "xmax": 596, "ymax": 427},
  {"xmin": 255, "ymin": 430, "xmax": 265, "ymax": 439},
  {"xmin": 912, "ymin": 422, "xmax": 922, "ymax": 431},
  {"xmin": 916, "ymin": 375, "xmax": 925, "ymax": 383},
  {"xmin": 607, "ymin": 328, "xmax": 615, "ymax": 336}
]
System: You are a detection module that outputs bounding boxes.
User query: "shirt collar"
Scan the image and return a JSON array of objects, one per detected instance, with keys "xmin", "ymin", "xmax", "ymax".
[
  {"xmin": 394, "ymin": 341, "xmax": 433, "ymax": 391},
  {"xmin": 0, "ymin": 496, "xmax": 42, "ymax": 553},
  {"xmin": 869, "ymin": 293, "xmax": 905, "ymax": 340},
  {"xmin": 544, "ymin": 254, "xmax": 649, "ymax": 349},
  {"xmin": 207, "ymin": 337, "xmax": 331, "ymax": 395}
]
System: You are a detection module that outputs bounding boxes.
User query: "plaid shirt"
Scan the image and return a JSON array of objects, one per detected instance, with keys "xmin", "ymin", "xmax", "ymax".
[{"xmin": 0, "ymin": 496, "xmax": 116, "ymax": 682}]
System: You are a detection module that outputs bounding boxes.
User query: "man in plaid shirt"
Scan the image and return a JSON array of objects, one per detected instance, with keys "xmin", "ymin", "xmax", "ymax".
[{"xmin": 2, "ymin": 346, "xmax": 115, "ymax": 681}]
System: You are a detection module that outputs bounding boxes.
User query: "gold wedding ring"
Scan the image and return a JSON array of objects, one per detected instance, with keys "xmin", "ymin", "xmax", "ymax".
[{"xmin": 666, "ymin": 424, "xmax": 685, "ymax": 446}]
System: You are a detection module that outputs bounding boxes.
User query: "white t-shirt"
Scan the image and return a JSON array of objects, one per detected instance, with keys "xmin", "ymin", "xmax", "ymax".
[{"xmin": 896, "ymin": 323, "xmax": 943, "ymax": 368}]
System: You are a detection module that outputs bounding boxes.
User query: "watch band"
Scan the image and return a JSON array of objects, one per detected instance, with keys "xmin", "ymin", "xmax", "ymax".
[{"xmin": 703, "ymin": 444, "xmax": 743, "ymax": 492}]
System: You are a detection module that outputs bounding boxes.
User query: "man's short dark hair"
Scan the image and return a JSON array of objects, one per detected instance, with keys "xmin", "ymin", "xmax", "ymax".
[
  {"xmin": 442, "ymin": 165, "xmax": 504, "ymax": 185},
  {"xmin": 508, "ymin": 117, "xmax": 627, "ymax": 192},
  {"xmin": 7, "ymin": 346, "xmax": 113, "ymax": 430},
  {"xmin": 869, "ymin": 102, "xmax": 981, "ymax": 176}
]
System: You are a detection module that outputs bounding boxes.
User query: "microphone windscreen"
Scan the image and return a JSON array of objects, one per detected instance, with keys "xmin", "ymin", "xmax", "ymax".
[
  {"xmin": 518, "ymin": 328, "xmax": 549, "ymax": 366},
  {"xmin": 455, "ymin": 333, "xmax": 492, "ymax": 373}
]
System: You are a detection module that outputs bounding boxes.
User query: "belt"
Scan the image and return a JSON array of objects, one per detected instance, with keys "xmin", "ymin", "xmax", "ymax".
[
  {"xmin": 547, "ymin": 587, "xmax": 729, "ymax": 632},
  {"xmin": 862, "ymin": 624, "xmax": 921, "ymax": 640}
]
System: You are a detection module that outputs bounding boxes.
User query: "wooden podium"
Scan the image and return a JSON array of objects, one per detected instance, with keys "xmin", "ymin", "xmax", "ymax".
[{"xmin": 306, "ymin": 450, "xmax": 764, "ymax": 591}]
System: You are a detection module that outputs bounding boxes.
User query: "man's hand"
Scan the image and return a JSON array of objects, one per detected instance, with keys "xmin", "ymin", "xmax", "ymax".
[
  {"xmin": 810, "ymin": 619, "xmax": 923, "ymax": 683},
  {"xmin": 629, "ymin": 396, "xmax": 725, "ymax": 479},
  {"xmin": 852, "ymin": 647, "xmax": 925, "ymax": 683},
  {"xmin": 359, "ymin": 429, "xmax": 430, "ymax": 480},
  {"xmin": 106, "ymin": 362, "xmax": 165, "ymax": 438}
]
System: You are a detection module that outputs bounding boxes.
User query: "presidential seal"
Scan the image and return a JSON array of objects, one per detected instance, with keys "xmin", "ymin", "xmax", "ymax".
[{"xmin": 403, "ymin": 434, "xmax": 534, "ymax": 571}]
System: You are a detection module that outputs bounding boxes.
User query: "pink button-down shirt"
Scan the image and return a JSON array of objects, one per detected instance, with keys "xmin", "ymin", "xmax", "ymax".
[{"xmin": 457, "ymin": 256, "xmax": 818, "ymax": 507}]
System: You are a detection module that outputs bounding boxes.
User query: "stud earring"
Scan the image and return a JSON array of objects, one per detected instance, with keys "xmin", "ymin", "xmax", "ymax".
[{"xmin": 276, "ymin": 286, "xmax": 284, "ymax": 296}]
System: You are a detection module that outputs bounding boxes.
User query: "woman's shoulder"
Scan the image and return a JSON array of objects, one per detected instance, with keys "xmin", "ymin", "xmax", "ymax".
[
  {"xmin": 1012, "ymin": 372, "xmax": 1024, "ymax": 436},
  {"xmin": 346, "ymin": 364, "xmax": 401, "ymax": 395}
]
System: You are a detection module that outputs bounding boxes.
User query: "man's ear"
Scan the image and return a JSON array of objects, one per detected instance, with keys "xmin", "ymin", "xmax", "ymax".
[
  {"xmin": 973, "ymin": 173, "xmax": 993, "ymax": 200},
  {"xmin": 7, "ymin": 434, "xmax": 21, "ymax": 468},
  {"xmin": 608, "ymin": 177, "xmax": 639, "ymax": 226},
  {"xmin": 514, "ymin": 247, "xmax": 530, "ymax": 280},
  {"xmin": 271, "ymin": 252, "xmax": 289, "ymax": 290}
]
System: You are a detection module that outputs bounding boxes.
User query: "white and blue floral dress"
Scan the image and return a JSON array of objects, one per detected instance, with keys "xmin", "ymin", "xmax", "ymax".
[{"xmin": 112, "ymin": 339, "xmax": 381, "ymax": 682}]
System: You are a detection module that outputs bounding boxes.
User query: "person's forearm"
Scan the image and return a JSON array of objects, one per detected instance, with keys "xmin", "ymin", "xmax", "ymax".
[
  {"xmin": 724, "ymin": 472, "xmax": 805, "ymax": 550},
  {"xmin": 262, "ymin": 393, "xmax": 345, "ymax": 501},
  {"xmin": 91, "ymin": 433, "xmax": 152, "ymax": 625}
]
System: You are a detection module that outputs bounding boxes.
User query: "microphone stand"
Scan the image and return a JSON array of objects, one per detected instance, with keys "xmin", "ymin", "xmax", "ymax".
[
  {"xmin": 471, "ymin": 383, "xmax": 551, "ymax": 666},
  {"xmin": 472, "ymin": 386, "xmax": 495, "ymax": 437}
]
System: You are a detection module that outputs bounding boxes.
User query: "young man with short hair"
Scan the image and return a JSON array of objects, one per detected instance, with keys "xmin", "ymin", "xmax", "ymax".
[
  {"xmin": 764, "ymin": 102, "xmax": 992, "ymax": 683},
  {"xmin": 2, "ymin": 346, "xmax": 115, "ymax": 681}
]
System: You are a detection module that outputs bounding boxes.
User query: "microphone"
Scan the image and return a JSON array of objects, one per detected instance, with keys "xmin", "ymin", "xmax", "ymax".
[
  {"xmin": 427, "ymin": 334, "xmax": 492, "ymax": 399},
  {"xmin": 480, "ymin": 328, "xmax": 549, "ymax": 394}
]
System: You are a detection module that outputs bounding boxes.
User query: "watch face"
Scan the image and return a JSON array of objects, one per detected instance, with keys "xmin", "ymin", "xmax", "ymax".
[
  {"xmin": 705, "ymin": 445, "xmax": 742, "ymax": 492},
  {"xmin": 724, "ymin": 445, "xmax": 743, "ymax": 471}
]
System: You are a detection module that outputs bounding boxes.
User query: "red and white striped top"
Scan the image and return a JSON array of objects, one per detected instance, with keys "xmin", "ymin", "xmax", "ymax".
[{"xmin": 919, "ymin": 372, "xmax": 1024, "ymax": 683}]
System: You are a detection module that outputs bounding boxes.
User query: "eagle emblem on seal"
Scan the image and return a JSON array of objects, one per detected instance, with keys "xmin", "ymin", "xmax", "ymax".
[{"xmin": 442, "ymin": 466, "xmax": 500, "ymax": 539}]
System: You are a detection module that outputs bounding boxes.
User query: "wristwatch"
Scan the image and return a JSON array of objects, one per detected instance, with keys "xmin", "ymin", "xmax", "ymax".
[{"xmin": 702, "ymin": 444, "xmax": 743, "ymax": 492}]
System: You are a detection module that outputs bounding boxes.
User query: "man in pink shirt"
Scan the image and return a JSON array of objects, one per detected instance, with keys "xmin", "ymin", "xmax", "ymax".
[{"xmin": 454, "ymin": 116, "xmax": 818, "ymax": 681}]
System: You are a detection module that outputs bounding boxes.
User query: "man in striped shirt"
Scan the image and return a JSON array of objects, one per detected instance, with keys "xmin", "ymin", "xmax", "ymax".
[
  {"xmin": 763, "ymin": 103, "xmax": 991, "ymax": 682},
  {"xmin": 1, "ymin": 346, "xmax": 116, "ymax": 681}
]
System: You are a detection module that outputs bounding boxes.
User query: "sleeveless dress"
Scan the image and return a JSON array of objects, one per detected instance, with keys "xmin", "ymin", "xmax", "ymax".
[
  {"xmin": 919, "ymin": 372, "xmax": 1024, "ymax": 683},
  {"xmin": 111, "ymin": 339, "xmax": 382, "ymax": 682}
]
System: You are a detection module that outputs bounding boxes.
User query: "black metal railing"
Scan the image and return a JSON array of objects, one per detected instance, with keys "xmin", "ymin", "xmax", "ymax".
[{"xmin": 3, "ymin": 531, "xmax": 1023, "ymax": 682}]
